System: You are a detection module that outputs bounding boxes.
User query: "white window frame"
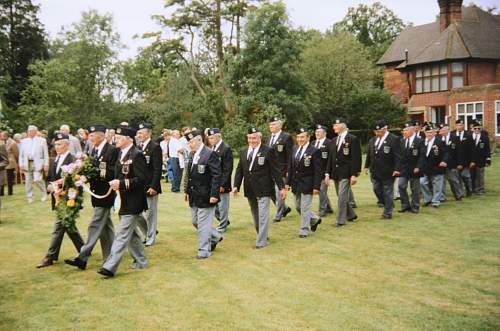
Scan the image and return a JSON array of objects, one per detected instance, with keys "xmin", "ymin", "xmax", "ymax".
[
  {"xmin": 456, "ymin": 101, "xmax": 484, "ymax": 130},
  {"xmin": 496, "ymin": 100, "xmax": 500, "ymax": 136}
]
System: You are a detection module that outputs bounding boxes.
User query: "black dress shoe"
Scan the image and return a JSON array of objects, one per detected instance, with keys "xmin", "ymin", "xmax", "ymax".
[
  {"xmin": 211, "ymin": 237, "xmax": 223, "ymax": 251},
  {"xmin": 347, "ymin": 215, "xmax": 358, "ymax": 222},
  {"xmin": 381, "ymin": 214, "xmax": 392, "ymax": 219},
  {"xmin": 196, "ymin": 255, "xmax": 208, "ymax": 260},
  {"xmin": 311, "ymin": 219, "xmax": 322, "ymax": 232},
  {"xmin": 410, "ymin": 209, "xmax": 419, "ymax": 214},
  {"xmin": 377, "ymin": 203, "xmax": 384, "ymax": 208},
  {"xmin": 334, "ymin": 223, "xmax": 345, "ymax": 227},
  {"xmin": 64, "ymin": 258, "xmax": 87, "ymax": 270},
  {"xmin": 398, "ymin": 208, "xmax": 410, "ymax": 213},
  {"xmin": 283, "ymin": 207, "xmax": 292, "ymax": 218},
  {"xmin": 97, "ymin": 268, "xmax": 114, "ymax": 277},
  {"xmin": 255, "ymin": 245, "xmax": 265, "ymax": 249},
  {"xmin": 299, "ymin": 235, "xmax": 307, "ymax": 238},
  {"xmin": 423, "ymin": 202, "xmax": 431, "ymax": 207},
  {"xmin": 272, "ymin": 218, "xmax": 281, "ymax": 223}
]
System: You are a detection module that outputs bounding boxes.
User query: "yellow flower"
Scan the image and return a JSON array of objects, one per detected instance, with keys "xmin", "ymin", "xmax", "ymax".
[
  {"xmin": 67, "ymin": 199, "xmax": 75, "ymax": 208},
  {"xmin": 55, "ymin": 197, "xmax": 60, "ymax": 207}
]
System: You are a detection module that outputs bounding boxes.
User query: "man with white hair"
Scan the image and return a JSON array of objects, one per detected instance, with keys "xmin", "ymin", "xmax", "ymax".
[
  {"xmin": 59, "ymin": 124, "xmax": 82, "ymax": 155},
  {"xmin": 19, "ymin": 125, "xmax": 49, "ymax": 203}
]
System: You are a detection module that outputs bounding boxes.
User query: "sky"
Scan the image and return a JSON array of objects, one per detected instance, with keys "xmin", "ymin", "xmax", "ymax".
[{"xmin": 35, "ymin": 0, "xmax": 498, "ymax": 60}]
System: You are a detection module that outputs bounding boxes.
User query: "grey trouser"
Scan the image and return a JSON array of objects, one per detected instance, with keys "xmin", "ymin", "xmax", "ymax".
[
  {"xmin": 103, "ymin": 214, "xmax": 147, "ymax": 274},
  {"xmin": 472, "ymin": 167, "xmax": 485, "ymax": 194},
  {"xmin": 272, "ymin": 178, "xmax": 288, "ymax": 220},
  {"xmin": 25, "ymin": 161, "xmax": 46, "ymax": 200},
  {"xmin": 138, "ymin": 195, "xmax": 159, "ymax": 246},
  {"xmin": 78, "ymin": 207, "xmax": 115, "ymax": 262},
  {"xmin": 446, "ymin": 168, "xmax": 464, "ymax": 199},
  {"xmin": 46, "ymin": 219, "xmax": 84, "ymax": 261},
  {"xmin": 459, "ymin": 168, "xmax": 472, "ymax": 194},
  {"xmin": 349, "ymin": 188, "xmax": 357, "ymax": 208},
  {"xmin": 420, "ymin": 175, "xmax": 445, "ymax": 206},
  {"xmin": 334, "ymin": 179, "xmax": 356, "ymax": 225},
  {"xmin": 394, "ymin": 177, "xmax": 400, "ymax": 199},
  {"xmin": 191, "ymin": 206, "xmax": 220, "ymax": 258},
  {"xmin": 248, "ymin": 196, "xmax": 271, "ymax": 248},
  {"xmin": 294, "ymin": 193, "xmax": 320, "ymax": 236},
  {"xmin": 371, "ymin": 176, "xmax": 395, "ymax": 216},
  {"xmin": 215, "ymin": 193, "xmax": 230, "ymax": 231},
  {"xmin": 319, "ymin": 180, "xmax": 333, "ymax": 215},
  {"xmin": 398, "ymin": 177, "xmax": 420, "ymax": 210}
]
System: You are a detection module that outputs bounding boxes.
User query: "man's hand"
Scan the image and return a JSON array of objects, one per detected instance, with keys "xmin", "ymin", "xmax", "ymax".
[
  {"xmin": 147, "ymin": 188, "xmax": 157, "ymax": 196},
  {"xmin": 285, "ymin": 185, "xmax": 291, "ymax": 191},
  {"xmin": 232, "ymin": 187, "xmax": 239, "ymax": 198},
  {"xmin": 413, "ymin": 168, "xmax": 420, "ymax": 175},
  {"xmin": 313, "ymin": 189, "xmax": 320, "ymax": 195},
  {"xmin": 279, "ymin": 188, "xmax": 287, "ymax": 200},
  {"xmin": 109, "ymin": 179, "xmax": 120, "ymax": 191},
  {"xmin": 209, "ymin": 197, "xmax": 219, "ymax": 204},
  {"xmin": 184, "ymin": 193, "xmax": 189, "ymax": 202},
  {"xmin": 324, "ymin": 175, "xmax": 330, "ymax": 186},
  {"xmin": 392, "ymin": 171, "xmax": 401, "ymax": 177},
  {"xmin": 350, "ymin": 176, "xmax": 358, "ymax": 186},
  {"xmin": 219, "ymin": 187, "xmax": 225, "ymax": 193},
  {"xmin": 43, "ymin": 164, "xmax": 49, "ymax": 173},
  {"xmin": 439, "ymin": 162, "xmax": 447, "ymax": 168},
  {"xmin": 470, "ymin": 162, "xmax": 476, "ymax": 169},
  {"xmin": 364, "ymin": 168, "xmax": 369, "ymax": 175}
]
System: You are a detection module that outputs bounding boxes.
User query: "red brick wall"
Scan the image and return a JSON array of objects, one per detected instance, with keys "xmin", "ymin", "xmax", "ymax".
[
  {"xmin": 467, "ymin": 61, "xmax": 499, "ymax": 86},
  {"xmin": 383, "ymin": 65, "xmax": 409, "ymax": 103}
]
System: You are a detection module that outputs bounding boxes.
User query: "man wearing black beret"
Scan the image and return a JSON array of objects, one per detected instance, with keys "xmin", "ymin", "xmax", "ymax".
[{"xmin": 312, "ymin": 124, "xmax": 333, "ymax": 217}]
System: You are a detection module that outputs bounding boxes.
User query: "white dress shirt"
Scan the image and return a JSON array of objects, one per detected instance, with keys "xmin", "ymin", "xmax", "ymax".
[
  {"xmin": 314, "ymin": 138, "xmax": 325, "ymax": 149},
  {"xmin": 295, "ymin": 143, "xmax": 309, "ymax": 160},
  {"xmin": 96, "ymin": 139, "xmax": 107, "ymax": 157},
  {"xmin": 55, "ymin": 151, "xmax": 70, "ymax": 173},
  {"xmin": 247, "ymin": 144, "xmax": 261, "ymax": 169},
  {"xmin": 119, "ymin": 144, "xmax": 133, "ymax": 162},
  {"xmin": 375, "ymin": 131, "xmax": 389, "ymax": 150},
  {"xmin": 425, "ymin": 137, "xmax": 436, "ymax": 156},
  {"xmin": 336, "ymin": 130, "xmax": 348, "ymax": 151}
]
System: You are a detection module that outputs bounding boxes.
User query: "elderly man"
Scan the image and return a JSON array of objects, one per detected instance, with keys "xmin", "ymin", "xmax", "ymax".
[
  {"xmin": 136, "ymin": 122, "xmax": 163, "ymax": 246},
  {"xmin": 19, "ymin": 125, "xmax": 49, "ymax": 203},
  {"xmin": 59, "ymin": 124, "xmax": 82, "ymax": 156},
  {"xmin": 420, "ymin": 125, "xmax": 449, "ymax": 208},
  {"xmin": 364, "ymin": 119, "xmax": 402, "ymax": 219},
  {"xmin": 439, "ymin": 123, "xmax": 466, "ymax": 201},
  {"xmin": 98, "ymin": 125, "xmax": 149, "ymax": 278},
  {"xmin": 1, "ymin": 132, "xmax": 19, "ymax": 196},
  {"xmin": 36, "ymin": 133, "xmax": 84, "ymax": 268},
  {"xmin": 65, "ymin": 125, "xmax": 118, "ymax": 270},
  {"xmin": 184, "ymin": 130, "xmax": 223, "ymax": 259},
  {"xmin": 325, "ymin": 117, "xmax": 362, "ymax": 226},
  {"xmin": 311, "ymin": 125, "xmax": 333, "ymax": 217},
  {"xmin": 207, "ymin": 128, "xmax": 233, "ymax": 233},
  {"xmin": 286, "ymin": 128, "xmax": 323, "ymax": 238},
  {"xmin": 266, "ymin": 116, "xmax": 293, "ymax": 223},
  {"xmin": 233, "ymin": 128, "xmax": 286, "ymax": 249},
  {"xmin": 470, "ymin": 120, "xmax": 491, "ymax": 195},
  {"xmin": 451, "ymin": 119, "xmax": 473, "ymax": 196}
]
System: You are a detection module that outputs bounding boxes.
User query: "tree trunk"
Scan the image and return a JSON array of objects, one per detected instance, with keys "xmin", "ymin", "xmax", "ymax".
[{"xmin": 214, "ymin": 0, "xmax": 232, "ymax": 113}]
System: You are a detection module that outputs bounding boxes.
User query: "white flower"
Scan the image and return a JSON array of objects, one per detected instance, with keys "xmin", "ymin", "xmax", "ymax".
[{"xmin": 68, "ymin": 188, "xmax": 78, "ymax": 200}]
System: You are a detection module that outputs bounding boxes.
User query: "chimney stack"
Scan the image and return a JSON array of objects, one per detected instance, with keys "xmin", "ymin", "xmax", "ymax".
[{"xmin": 438, "ymin": 0, "xmax": 463, "ymax": 32}]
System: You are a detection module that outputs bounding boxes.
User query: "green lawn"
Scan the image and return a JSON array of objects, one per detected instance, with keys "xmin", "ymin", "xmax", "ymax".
[{"xmin": 1, "ymin": 157, "xmax": 499, "ymax": 330}]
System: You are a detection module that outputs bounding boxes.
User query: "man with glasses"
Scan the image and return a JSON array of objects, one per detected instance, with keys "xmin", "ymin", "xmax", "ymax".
[{"xmin": 469, "ymin": 120, "xmax": 491, "ymax": 195}]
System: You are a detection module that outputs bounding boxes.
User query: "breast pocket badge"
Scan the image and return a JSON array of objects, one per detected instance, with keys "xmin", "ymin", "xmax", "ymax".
[
  {"xmin": 197, "ymin": 164, "xmax": 206, "ymax": 174},
  {"xmin": 304, "ymin": 156, "xmax": 311, "ymax": 167},
  {"xmin": 322, "ymin": 151, "xmax": 328, "ymax": 159},
  {"xmin": 412, "ymin": 149, "xmax": 418, "ymax": 156},
  {"xmin": 433, "ymin": 146, "xmax": 439, "ymax": 156},
  {"xmin": 277, "ymin": 144, "xmax": 284, "ymax": 152},
  {"xmin": 479, "ymin": 142, "xmax": 484, "ymax": 149},
  {"xmin": 343, "ymin": 147, "xmax": 349, "ymax": 156},
  {"xmin": 258, "ymin": 156, "xmax": 265, "ymax": 166},
  {"xmin": 383, "ymin": 145, "xmax": 391, "ymax": 154},
  {"xmin": 145, "ymin": 155, "xmax": 151, "ymax": 164},
  {"xmin": 122, "ymin": 164, "xmax": 130, "ymax": 175},
  {"xmin": 99, "ymin": 161, "xmax": 107, "ymax": 178}
]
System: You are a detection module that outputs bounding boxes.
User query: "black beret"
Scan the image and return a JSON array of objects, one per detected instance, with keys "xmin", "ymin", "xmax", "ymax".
[
  {"xmin": 423, "ymin": 125, "xmax": 435, "ymax": 132},
  {"xmin": 208, "ymin": 128, "xmax": 221, "ymax": 136},
  {"xmin": 403, "ymin": 121, "xmax": 414, "ymax": 128},
  {"xmin": 471, "ymin": 120, "xmax": 482, "ymax": 127},
  {"xmin": 296, "ymin": 128, "xmax": 309, "ymax": 135},
  {"xmin": 88, "ymin": 124, "xmax": 106, "ymax": 133},
  {"xmin": 333, "ymin": 117, "xmax": 347, "ymax": 125},
  {"xmin": 185, "ymin": 130, "xmax": 201, "ymax": 141},
  {"xmin": 414, "ymin": 120, "xmax": 422, "ymax": 126},
  {"xmin": 269, "ymin": 116, "xmax": 282, "ymax": 123},
  {"xmin": 315, "ymin": 124, "xmax": 328, "ymax": 131},
  {"xmin": 115, "ymin": 125, "xmax": 136, "ymax": 138},
  {"xmin": 437, "ymin": 123, "xmax": 449, "ymax": 129},
  {"xmin": 374, "ymin": 119, "xmax": 387, "ymax": 130},
  {"xmin": 455, "ymin": 119, "xmax": 464, "ymax": 124},
  {"xmin": 247, "ymin": 127, "xmax": 261, "ymax": 134},
  {"xmin": 138, "ymin": 122, "xmax": 153, "ymax": 130},
  {"xmin": 54, "ymin": 133, "xmax": 69, "ymax": 141}
]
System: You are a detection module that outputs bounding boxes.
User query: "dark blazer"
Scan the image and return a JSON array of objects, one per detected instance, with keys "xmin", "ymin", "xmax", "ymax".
[
  {"xmin": 470, "ymin": 131, "xmax": 492, "ymax": 168},
  {"xmin": 286, "ymin": 144, "xmax": 322, "ymax": 195},
  {"xmin": 234, "ymin": 144, "xmax": 284, "ymax": 199},
  {"xmin": 89, "ymin": 142, "xmax": 118, "ymax": 208},
  {"xmin": 185, "ymin": 145, "xmax": 222, "ymax": 208},
  {"xmin": 440, "ymin": 134, "xmax": 467, "ymax": 169},
  {"xmin": 325, "ymin": 132, "xmax": 362, "ymax": 180},
  {"xmin": 451, "ymin": 130, "xmax": 473, "ymax": 166},
  {"xmin": 422, "ymin": 138, "xmax": 449, "ymax": 176},
  {"xmin": 365, "ymin": 133, "xmax": 402, "ymax": 180},
  {"xmin": 47, "ymin": 153, "xmax": 74, "ymax": 210},
  {"xmin": 114, "ymin": 145, "xmax": 149, "ymax": 215},
  {"xmin": 266, "ymin": 131, "xmax": 293, "ymax": 176},
  {"xmin": 212, "ymin": 140, "xmax": 233, "ymax": 193},
  {"xmin": 140, "ymin": 140, "xmax": 163, "ymax": 194},
  {"xmin": 311, "ymin": 138, "xmax": 331, "ymax": 174},
  {"xmin": 399, "ymin": 135, "xmax": 425, "ymax": 178}
]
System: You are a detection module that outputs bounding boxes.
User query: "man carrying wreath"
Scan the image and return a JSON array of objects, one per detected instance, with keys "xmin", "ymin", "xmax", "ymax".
[{"xmin": 36, "ymin": 133, "xmax": 84, "ymax": 268}]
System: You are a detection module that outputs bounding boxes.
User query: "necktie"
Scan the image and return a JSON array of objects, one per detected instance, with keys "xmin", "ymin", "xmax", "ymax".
[
  {"xmin": 315, "ymin": 141, "xmax": 320, "ymax": 149},
  {"xmin": 55, "ymin": 156, "xmax": 61, "ymax": 172},
  {"xmin": 270, "ymin": 134, "xmax": 275, "ymax": 146},
  {"xmin": 92, "ymin": 147, "xmax": 98, "ymax": 157},
  {"xmin": 247, "ymin": 148, "xmax": 253, "ymax": 164},
  {"xmin": 405, "ymin": 138, "xmax": 409, "ymax": 149},
  {"xmin": 296, "ymin": 145, "xmax": 303, "ymax": 161}
]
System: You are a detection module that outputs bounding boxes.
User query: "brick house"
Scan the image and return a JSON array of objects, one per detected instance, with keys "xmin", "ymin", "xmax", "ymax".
[{"xmin": 378, "ymin": 0, "xmax": 500, "ymax": 142}]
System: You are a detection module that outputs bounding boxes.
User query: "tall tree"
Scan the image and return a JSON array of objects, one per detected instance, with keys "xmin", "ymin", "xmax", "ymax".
[
  {"xmin": 332, "ymin": 2, "xmax": 407, "ymax": 61},
  {"xmin": 0, "ymin": 0, "xmax": 47, "ymax": 123}
]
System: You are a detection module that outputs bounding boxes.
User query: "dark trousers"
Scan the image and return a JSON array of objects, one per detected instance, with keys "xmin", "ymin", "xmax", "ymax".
[
  {"xmin": 1, "ymin": 169, "xmax": 16, "ymax": 195},
  {"xmin": 398, "ymin": 176, "xmax": 420, "ymax": 211},
  {"xmin": 371, "ymin": 176, "xmax": 395, "ymax": 216},
  {"xmin": 170, "ymin": 157, "xmax": 182, "ymax": 192}
]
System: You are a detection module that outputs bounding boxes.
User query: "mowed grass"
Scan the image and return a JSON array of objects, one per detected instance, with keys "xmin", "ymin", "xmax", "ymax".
[{"xmin": 1, "ymin": 157, "xmax": 499, "ymax": 331}]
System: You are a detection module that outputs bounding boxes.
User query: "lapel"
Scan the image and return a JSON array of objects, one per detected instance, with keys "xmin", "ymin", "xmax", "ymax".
[{"xmin": 249, "ymin": 145, "xmax": 263, "ymax": 171}]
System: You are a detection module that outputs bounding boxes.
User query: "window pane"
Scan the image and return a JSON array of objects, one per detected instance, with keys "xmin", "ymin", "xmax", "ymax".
[
  {"xmin": 423, "ymin": 77, "xmax": 431, "ymax": 92},
  {"xmin": 457, "ymin": 104, "xmax": 465, "ymax": 114},
  {"xmin": 416, "ymin": 78, "xmax": 422, "ymax": 93},
  {"xmin": 475, "ymin": 102, "xmax": 483, "ymax": 114},
  {"xmin": 452, "ymin": 76, "xmax": 463, "ymax": 88},
  {"xmin": 496, "ymin": 111, "xmax": 500, "ymax": 135},
  {"xmin": 432, "ymin": 65, "xmax": 439, "ymax": 75},
  {"xmin": 458, "ymin": 115, "xmax": 466, "ymax": 126},
  {"xmin": 441, "ymin": 64, "xmax": 448, "ymax": 74},
  {"xmin": 452, "ymin": 62, "xmax": 464, "ymax": 73},
  {"xmin": 467, "ymin": 103, "xmax": 474, "ymax": 113},
  {"xmin": 416, "ymin": 68, "xmax": 422, "ymax": 78},
  {"xmin": 423, "ymin": 67, "xmax": 431, "ymax": 77},
  {"xmin": 432, "ymin": 77, "xmax": 439, "ymax": 91},
  {"xmin": 440, "ymin": 75, "xmax": 448, "ymax": 90}
]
